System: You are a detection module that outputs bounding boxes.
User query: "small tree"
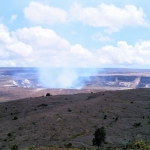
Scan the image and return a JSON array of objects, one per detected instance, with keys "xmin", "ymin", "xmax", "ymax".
[{"xmin": 92, "ymin": 126, "xmax": 106, "ymax": 150}]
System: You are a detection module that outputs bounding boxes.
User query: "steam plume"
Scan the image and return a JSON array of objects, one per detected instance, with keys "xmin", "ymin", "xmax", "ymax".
[{"xmin": 38, "ymin": 68, "xmax": 100, "ymax": 89}]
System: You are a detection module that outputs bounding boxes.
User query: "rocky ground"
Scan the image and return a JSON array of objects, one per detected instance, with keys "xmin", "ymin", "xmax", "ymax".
[{"xmin": 0, "ymin": 88, "xmax": 150, "ymax": 149}]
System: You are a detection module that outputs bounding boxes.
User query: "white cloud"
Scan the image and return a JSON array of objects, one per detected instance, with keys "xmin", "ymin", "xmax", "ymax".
[
  {"xmin": 14, "ymin": 26, "xmax": 70, "ymax": 50},
  {"xmin": 13, "ymin": 26, "xmax": 94, "ymax": 67},
  {"xmin": 6, "ymin": 42, "xmax": 32, "ymax": 57},
  {"xmin": 69, "ymin": 44, "xmax": 94, "ymax": 67},
  {"xmin": 13, "ymin": 26, "xmax": 71, "ymax": 67},
  {"xmin": 0, "ymin": 23, "xmax": 33, "ymax": 66},
  {"xmin": 9, "ymin": 15, "xmax": 18, "ymax": 23},
  {"xmin": 70, "ymin": 3, "xmax": 149, "ymax": 33},
  {"xmin": 91, "ymin": 32, "xmax": 113, "ymax": 42},
  {"xmin": 23, "ymin": 2, "xmax": 149, "ymax": 33},
  {"xmin": 0, "ymin": 60, "xmax": 16, "ymax": 67},
  {"xmin": 1, "ymin": 23, "xmax": 150, "ymax": 68},
  {"xmin": 24, "ymin": 1, "xmax": 67, "ymax": 25},
  {"xmin": 0, "ymin": 24, "xmax": 13, "ymax": 44},
  {"xmin": 96, "ymin": 41, "xmax": 150, "ymax": 66}
]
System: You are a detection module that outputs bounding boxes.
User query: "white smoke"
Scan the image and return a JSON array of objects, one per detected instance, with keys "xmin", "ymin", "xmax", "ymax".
[{"xmin": 38, "ymin": 68, "xmax": 100, "ymax": 89}]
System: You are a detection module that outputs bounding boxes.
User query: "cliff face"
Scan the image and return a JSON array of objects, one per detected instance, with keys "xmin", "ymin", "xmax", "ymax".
[
  {"xmin": 83, "ymin": 75, "xmax": 150, "ymax": 89},
  {"xmin": 1, "ymin": 68, "xmax": 150, "ymax": 89}
]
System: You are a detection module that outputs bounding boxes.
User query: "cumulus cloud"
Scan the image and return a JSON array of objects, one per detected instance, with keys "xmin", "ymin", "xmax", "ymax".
[
  {"xmin": 23, "ymin": 2, "xmax": 149, "ymax": 33},
  {"xmin": 0, "ymin": 23, "xmax": 33, "ymax": 66},
  {"xmin": 12, "ymin": 26, "xmax": 96, "ymax": 67},
  {"xmin": 96, "ymin": 41, "xmax": 150, "ymax": 66},
  {"xmin": 24, "ymin": 1, "xmax": 67, "ymax": 25},
  {"xmin": 6, "ymin": 42, "xmax": 32, "ymax": 57},
  {"xmin": 70, "ymin": 3, "xmax": 149, "ymax": 33},
  {"xmin": 13, "ymin": 26, "xmax": 70, "ymax": 50},
  {"xmin": 0, "ymin": 24, "xmax": 13, "ymax": 44},
  {"xmin": 13, "ymin": 26, "xmax": 70, "ymax": 67},
  {"xmin": 1, "ymin": 23, "xmax": 150, "ymax": 68}
]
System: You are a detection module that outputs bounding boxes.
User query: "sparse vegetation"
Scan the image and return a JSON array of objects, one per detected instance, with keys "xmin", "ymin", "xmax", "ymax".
[
  {"xmin": 10, "ymin": 144, "xmax": 18, "ymax": 150},
  {"xmin": 12, "ymin": 116, "xmax": 18, "ymax": 120},
  {"xmin": 133, "ymin": 122, "xmax": 141, "ymax": 127},
  {"xmin": 38, "ymin": 104, "xmax": 48, "ymax": 107},
  {"xmin": 64, "ymin": 143, "xmax": 73, "ymax": 148},
  {"xmin": 104, "ymin": 115, "xmax": 107, "ymax": 119},
  {"xmin": 143, "ymin": 115, "xmax": 147, "ymax": 119},
  {"xmin": 115, "ymin": 117, "xmax": 118, "ymax": 121},
  {"xmin": 7, "ymin": 133, "xmax": 12, "ymax": 137},
  {"xmin": 134, "ymin": 140, "xmax": 150, "ymax": 149},
  {"xmin": 18, "ymin": 141, "xmax": 150, "ymax": 150},
  {"xmin": 125, "ymin": 139, "xmax": 150, "ymax": 150},
  {"xmin": 21, "ymin": 146, "xmax": 91, "ymax": 150},
  {"xmin": 67, "ymin": 108, "xmax": 72, "ymax": 112},
  {"xmin": 1, "ymin": 88, "xmax": 150, "ymax": 149},
  {"xmin": 6, "ymin": 132, "xmax": 15, "ymax": 141}
]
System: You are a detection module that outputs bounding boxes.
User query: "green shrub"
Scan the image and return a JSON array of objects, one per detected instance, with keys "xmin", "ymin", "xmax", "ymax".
[
  {"xmin": 134, "ymin": 140, "xmax": 150, "ymax": 149},
  {"xmin": 10, "ymin": 144, "xmax": 18, "ymax": 150},
  {"xmin": 104, "ymin": 115, "xmax": 107, "ymax": 119},
  {"xmin": 124, "ymin": 140, "xmax": 150, "ymax": 150},
  {"xmin": 133, "ymin": 122, "xmax": 141, "ymax": 127},
  {"xmin": 64, "ymin": 143, "xmax": 73, "ymax": 148},
  {"xmin": 12, "ymin": 116, "xmax": 18, "ymax": 120},
  {"xmin": 7, "ymin": 133, "xmax": 12, "ymax": 137},
  {"xmin": 67, "ymin": 108, "xmax": 72, "ymax": 112},
  {"xmin": 115, "ymin": 117, "xmax": 118, "ymax": 121},
  {"xmin": 38, "ymin": 104, "xmax": 48, "ymax": 107}
]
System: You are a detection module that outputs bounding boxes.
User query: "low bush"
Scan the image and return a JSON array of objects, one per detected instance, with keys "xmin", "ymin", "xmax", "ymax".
[
  {"xmin": 12, "ymin": 116, "xmax": 18, "ymax": 120},
  {"xmin": 46, "ymin": 93, "xmax": 51, "ymax": 96},
  {"xmin": 10, "ymin": 144, "xmax": 18, "ymax": 150},
  {"xmin": 38, "ymin": 104, "xmax": 48, "ymax": 107},
  {"xmin": 133, "ymin": 122, "xmax": 141, "ymax": 127},
  {"xmin": 104, "ymin": 115, "xmax": 107, "ymax": 119}
]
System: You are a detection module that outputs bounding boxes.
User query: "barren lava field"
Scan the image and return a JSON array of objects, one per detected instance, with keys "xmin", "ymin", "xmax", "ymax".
[{"xmin": 0, "ymin": 88, "xmax": 150, "ymax": 149}]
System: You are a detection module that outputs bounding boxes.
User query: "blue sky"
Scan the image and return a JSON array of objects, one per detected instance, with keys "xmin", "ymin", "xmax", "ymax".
[{"xmin": 0, "ymin": 0, "xmax": 150, "ymax": 68}]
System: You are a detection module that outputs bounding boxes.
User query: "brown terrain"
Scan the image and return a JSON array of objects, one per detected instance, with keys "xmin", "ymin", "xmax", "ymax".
[
  {"xmin": 0, "ymin": 88, "xmax": 150, "ymax": 149},
  {"xmin": 0, "ymin": 86, "xmax": 103, "ymax": 102}
]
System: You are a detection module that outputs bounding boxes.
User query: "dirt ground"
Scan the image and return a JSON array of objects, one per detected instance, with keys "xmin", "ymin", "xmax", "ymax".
[
  {"xmin": 0, "ymin": 86, "xmax": 105, "ymax": 102},
  {"xmin": 0, "ymin": 88, "xmax": 150, "ymax": 149}
]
